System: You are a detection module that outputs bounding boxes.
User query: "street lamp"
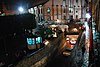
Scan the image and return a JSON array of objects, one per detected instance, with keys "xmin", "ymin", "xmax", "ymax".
[{"xmin": 18, "ymin": 6, "xmax": 24, "ymax": 13}]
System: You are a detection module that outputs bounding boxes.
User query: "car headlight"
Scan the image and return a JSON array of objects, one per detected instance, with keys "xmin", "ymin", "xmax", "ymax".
[{"xmin": 72, "ymin": 28, "xmax": 78, "ymax": 32}]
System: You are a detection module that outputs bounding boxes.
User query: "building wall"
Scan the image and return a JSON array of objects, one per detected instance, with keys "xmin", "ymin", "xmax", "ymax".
[
  {"xmin": 43, "ymin": 0, "xmax": 84, "ymax": 23},
  {"xmin": 94, "ymin": 0, "xmax": 100, "ymax": 32}
]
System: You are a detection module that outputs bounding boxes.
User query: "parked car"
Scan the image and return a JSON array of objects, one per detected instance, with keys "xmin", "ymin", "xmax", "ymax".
[{"xmin": 69, "ymin": 38, "xmax": 77, "ymax": 45}]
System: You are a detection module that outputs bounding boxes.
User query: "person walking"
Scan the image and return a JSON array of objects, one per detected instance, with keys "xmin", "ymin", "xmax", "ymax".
[
  {"xmin": 64, "ymin": 28, "xmax": 67, "ymax": 37},
  {"xmin": 82, "ymin": 44, "xmax": 86, "ymax": 56}
]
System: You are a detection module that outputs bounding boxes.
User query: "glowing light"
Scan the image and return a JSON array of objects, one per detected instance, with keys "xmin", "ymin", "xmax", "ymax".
[
  {"xmin": 57, "ymin": 19, "xmax": 61, "ymax": 23},
  {"xmin": 18, "ymin": 7, "xmax": 24, "ymax": 12},
  {"xmin": 43, "ymin": 40, "xmax": 49, "ymax": 46},
  {"xmin": 72, "ymin": 28, "xmax": 78, "ymax": 32},
  {"xmin": 86, "ymin": 13, "xmax": 91, "ymax": 19},
  {"xmin": 53, "ymin": 32, "xmax": 57, "ymax": 37}
]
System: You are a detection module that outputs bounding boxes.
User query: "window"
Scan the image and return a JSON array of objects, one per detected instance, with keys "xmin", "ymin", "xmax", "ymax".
[
  {"xmin": 36, "ymin": 37, "xmax": 42, "ymax": 44},
  {"xmin": 76, "ymin": 0, "xmax": 78, "ymax": 3},
  {"xmin": 47, "ymin": 7, "xmax": 51, "ymax": 13},
  {"xmin": 76, "ymin": 0, "xmax": 78, "ymax": 5},
  {"xmin": 27, "ymin": 38, "xmax": 35, "ymax": 45}
]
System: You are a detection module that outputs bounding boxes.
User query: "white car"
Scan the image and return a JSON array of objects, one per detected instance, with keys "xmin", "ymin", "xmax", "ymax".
[
  {"xmin": 70, "ymin": 38, "xmax": 76, "ymax": 45},
  {"xmin": 72, "ymin": 28, "xmax": 79, "ymax": 32}
]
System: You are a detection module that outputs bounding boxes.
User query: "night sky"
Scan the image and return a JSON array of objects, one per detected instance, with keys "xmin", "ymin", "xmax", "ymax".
[
  {"xmin": 0, "ymin": 0, "xmax": 48, "ymax": 11},
  {"xmin": 5, "ymin": 0, "xmax": 29, "ymax": 6},
  {"xmin": 0, "ymin": 0, "xmax": 32, "ymax": 10}
]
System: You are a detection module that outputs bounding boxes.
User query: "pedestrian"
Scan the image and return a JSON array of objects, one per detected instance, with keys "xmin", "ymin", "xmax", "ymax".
[
  {"xmin": 64, "ymin": 28, "xmax": 67, "ymax": 37},
  {"xmin": 82, "ymin": 44, "xmax": 86, "ymax": 56}
]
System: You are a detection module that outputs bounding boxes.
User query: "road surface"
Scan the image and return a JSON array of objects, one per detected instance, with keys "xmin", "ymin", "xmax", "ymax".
[{"xmin": 45, "ymin": 53, "xmax": 71, "ymax": 67}]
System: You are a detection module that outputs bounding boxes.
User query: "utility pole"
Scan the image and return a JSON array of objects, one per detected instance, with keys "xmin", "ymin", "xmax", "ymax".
[
  {"xmin": 52, "ymin": 0, "xmax": 54, "ymax": 20},
  {"xmin": 63, "ymin": 0, "xmax": 66, "ymax": 23},
  {"xmin": 56, "ymin": 5, "xmax": 58, "ymax": 19},
  {"xmin": 61, "ymin": 5, "xmax": 62, "ymax": 23}
]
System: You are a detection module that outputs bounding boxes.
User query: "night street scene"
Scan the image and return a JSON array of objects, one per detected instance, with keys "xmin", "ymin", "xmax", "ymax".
[{"xmin": 0, "ymin": 0, "xmax": 100, "ymax": 67}]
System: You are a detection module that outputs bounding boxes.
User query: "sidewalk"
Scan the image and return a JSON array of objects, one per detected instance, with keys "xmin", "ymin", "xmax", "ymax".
[
  {"xmin": 70, "ymin": 31, "xmax": 87, "ymax": 67},
  {"xmin": 82, "ymin": 51, "xmax": 89, "ymax": 67},
  {"xmin": 71, "ymin": 22, "xmax": 89, "ymax": 67},
  {"xmin": 81, "ymin": 22, "xmax": 90, "ymax": 67},
  {"xmin": 76, "ymin": 29, "xmax": 89, "ymax": 67},
  {"xmin": 93, "ymin": 30, "xmax": 100, "ymax": 66},
  {"xmin": 82, "ymin": 21, "xmax": 100, "ymax": 67},
  {"xmin": 79, "ymin": 30, "xmax": 89, "ymax": 67}
]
